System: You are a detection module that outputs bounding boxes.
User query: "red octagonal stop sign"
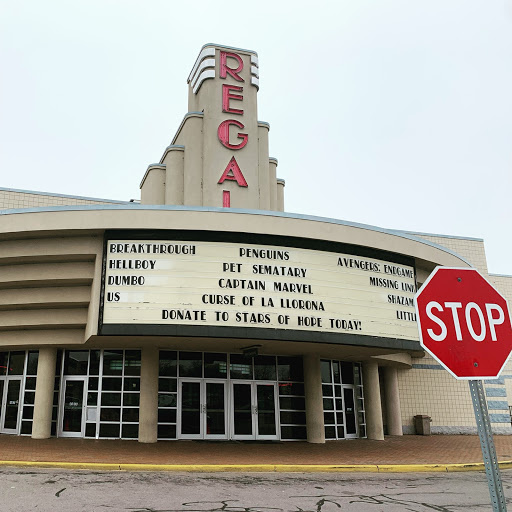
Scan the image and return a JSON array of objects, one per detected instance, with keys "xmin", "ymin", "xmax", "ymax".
[{"xmin": 414, "ymin": 267, "xmax": 512, "ymax": 379}]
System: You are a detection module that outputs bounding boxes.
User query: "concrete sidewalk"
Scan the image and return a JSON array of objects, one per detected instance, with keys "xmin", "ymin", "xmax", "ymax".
[{"xmin": 1, "ymin": 434, "xmax": 512, "ymax": 472}]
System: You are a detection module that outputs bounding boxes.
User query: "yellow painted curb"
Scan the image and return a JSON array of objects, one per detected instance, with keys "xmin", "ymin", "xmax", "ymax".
[{"xmin": 1, "ymin": 460, "xmax": 512, "ymax": 473}]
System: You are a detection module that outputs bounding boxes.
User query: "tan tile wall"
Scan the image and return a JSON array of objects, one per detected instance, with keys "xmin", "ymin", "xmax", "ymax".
[
  {"xmin": 0, "ymin": 190, "xmax": 123, "ymax": 209},
  {"xmin": 488, "ymin": 274, "xmax": 512, "ymax": 304},
  {"xmin": 398, "ymin": 353, "xmax": 476, "ymax": 429},
  {"xmin": 411, "ymin": 233, "xmax": 488, "ymax": 273}
]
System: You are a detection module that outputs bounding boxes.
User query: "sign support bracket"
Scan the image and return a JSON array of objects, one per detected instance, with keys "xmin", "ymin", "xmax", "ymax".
[{"xmin": 469, "ymin": 379, "xmax": 507, "ymax": 511}]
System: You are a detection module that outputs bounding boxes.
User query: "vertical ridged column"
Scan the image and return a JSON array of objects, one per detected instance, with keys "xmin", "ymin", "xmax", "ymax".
[
  {"xmin": 140, "ymin": 165, "xmax": 166, "ymax": 205},
  {"xmin": 269, "ymin": 158, "xmax": 278, "ymax": 211},
  {"xmin": 257, "ymin": 123, "xmax": 270, "ymax": 210},
  {"xmin": 276, "ymin": 179, "xmax": 285, "ymax": 212},
  {"xmin": 164, "ymin": 146, "xmax": 185, "ymax": 205}
]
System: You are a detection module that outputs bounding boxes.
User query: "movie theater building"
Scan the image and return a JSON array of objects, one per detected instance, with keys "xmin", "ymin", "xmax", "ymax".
[{"xmin": 1, "ymin": 44, "xmax": 511, "ymax": 444}]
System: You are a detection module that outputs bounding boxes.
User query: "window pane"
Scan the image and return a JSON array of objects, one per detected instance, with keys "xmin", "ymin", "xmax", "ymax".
[
  {"xmin": 24, "ymin": 392, "xmax": 35, "ymax": 405},
  {"xmin": 322, "ymin": 384, "xmax": 333, "ymax": 397},
  {"xmin": 332, "ymin": 361, "xmax": 341, "ymax": 383},
  {"xmin": 100, "ymin": 408, "xmax": 121, "ymax": 422},
  {"xmin": 280, "ymin": 411, "xmax": 306, "ymax": 425},
  {"xmin": 158, "ymin": 378, "xmax": 177, "ymax": 392},
  {"xmin": 123, "ymin": 393, "xmax": 140, "ymax": 406},
  {"xmin": 102, "ymin": 378, "xmax": 122, "ymax": 391},
  {"xmin": 85, "ymin": 423, "xmax": 96, "ymax": 437},
  {"xmin": 158, "ymin": 394, "xmax": 177, "ymax": 407},
  {"xmin": 27, "ymin": 352, "xmax": 39, "ymax": 375},
  {"xmin": 320, "ymin": 360, "xmax": 332, "ymax": 383},
  {"xmin": 21, "ymin": 421, "xmax": 33, "ymax": 435},
  {"xmin": 324, "ymin": 412, "xmax": 335, "ymax": 425},
  {"xmin": 124, "ymin": 377, "xmax": 140, "ymax": 391},
  {"xmin": 323, "ymin": 398, "xmax": 334, "ymax": 410},
  {"xmin": 9, "ymin": 351, "xmax": 25, "ymax": 375},
  {"xmin": 55, "ymin": 350, "xmax": 63, "ymax": 375},
  {"xmin": 103, "ymin": 350, "xmax": 123, "ymax": 376},
  {"xmin": 279, "ymin": 396, "xmax": 305, "ymax": 410},
  {"xmin": 25, "ymin": 377, "xmax": 37, "ymax": 390},
  {"xmin": 0, "ymin": 352, "xmax": 7, "ymax": 376},
  {"xmin": 89, "ymin": 351, "xmax": 100, "ymax": 375},
  {"xmin": 204, "ymin": 353, "xmax": 227, "ymax": 379},
  {"xmin": 179, "ymin": 352, "xmax": 202, "ymax": 378},
  {"xmin": 277, "ymin": 357, "xmax": 303, "ymax": 382},
  {"xmin": 324, "ymin": 426, "xmax": 336, "ymax": 439},
  {"xmin": 124, "ymin": 351, "xmax": 141, "ymax": 376},
  {"xmin": 88, "ymin": 377, "xmax": 99, "ymax": 390},
  {"xmin": 280, "ymin": 425, "xmax": 307, "ymax": 439},
  {"xmin": 254, "ymin": 356, "xmax": 276, "ymax": 380},
  {"xmin": 122, "ymin": 424, "xmax": 138, "ymax": 439},
  {"xmin": 340, "ymin": 362, "xmax": 354, "ymax": 384},
  {"xmin": 64, "ymin": 351, "xmax": 88, "ymax": 375},
  {"xmin": 122, "ymin": 408, "xmax": 139, "ymax": 422},
  {"xmin": 158, "ymin": 409, "xmax": 177, "ymax": 423},
  {"xmin": 354, "ymin": 364, "xmax": 362, "ymax": 386},
  {"xmin": 278, "ymin": 382, "xmax": 305, "ymax": 396},
  {"xmin": 87, "ymin": 392, "xmax": 98, "ymax": 406},
  {"xmin": 101, "ymin": 393, "xmax": 120, "ymax": 406},
  {"xmin": 159, "ymin": 351, "xmax": 177, "ymax": 377},
  {"xmin": 99, "ymin": 423, "xmax": 120, "ymax": 438},
  {"xmin": 230, "ymin": 354, "xmax": 252, "ymax": 380},
  {"xmin": 157, "ymin": 424, "xmax": 176, "ymax": 439}
]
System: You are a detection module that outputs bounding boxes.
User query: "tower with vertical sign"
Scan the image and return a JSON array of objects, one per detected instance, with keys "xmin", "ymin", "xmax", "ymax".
[{"xmin": 140, "ymin": 44, "xmax": 284, "ymax": 211}]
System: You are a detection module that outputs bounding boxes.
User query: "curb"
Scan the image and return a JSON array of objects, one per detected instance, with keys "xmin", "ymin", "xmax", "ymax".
[{"xmin": 1, "ymin": 460, "xmax": 512, "ymax": 473}]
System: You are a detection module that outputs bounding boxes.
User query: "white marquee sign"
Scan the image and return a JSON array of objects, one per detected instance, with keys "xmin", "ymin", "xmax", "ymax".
[{"xmin": 102, "ymin": 239, "xmax": 418, "ymax": 340}]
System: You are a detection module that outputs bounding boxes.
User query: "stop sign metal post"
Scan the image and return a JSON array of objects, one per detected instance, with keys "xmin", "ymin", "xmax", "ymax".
[{"xmin": 415, "ymin": 267, "xmax": 512, "ymax": 512}]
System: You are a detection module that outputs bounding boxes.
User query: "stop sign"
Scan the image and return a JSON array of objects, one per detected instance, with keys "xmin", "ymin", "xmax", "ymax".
[{"xmin": 414, "ymin": 267, "xmax": 512, "ymax": 379}]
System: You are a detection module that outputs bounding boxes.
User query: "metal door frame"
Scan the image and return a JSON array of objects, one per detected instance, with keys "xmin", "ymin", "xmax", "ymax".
[
  {"xmin": 342, "ymin": 385, "xmax": 359, "ymax": 439},
  {"xmin": 229, "ymin": 381, "xmax": 279, "ymax": 441},
  {"xmin": 177, "ymin": 379, "xmax": 228, "ymax": 440}
]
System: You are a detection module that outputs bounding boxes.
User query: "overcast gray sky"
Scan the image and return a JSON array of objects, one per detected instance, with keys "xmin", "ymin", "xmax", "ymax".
[{"xmin": 1, "ymin": 0, "xmax": 511, "ymax": 274}]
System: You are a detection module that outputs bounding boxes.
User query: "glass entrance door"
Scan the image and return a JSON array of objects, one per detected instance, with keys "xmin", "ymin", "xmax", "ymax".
[
  {"xmin": 179, "ymin": 380, "xmax": 227, "ymax": 440},
  {"xmin": 256, "ymin": 383, "xmax": 278, "ymax": 439},
  {"xmin": 1, "ymin": 378, "xmax": 22, "ymax": 434},
  {"xmin": 205, "ymin": 381, "xmax": 226, "ymax": 439},
  {"xmin": 232, "ymin": 382, "xmax": 253, "ymax": 438},
  {"xmin": 343, "ymin": 387, "xmax": 358, "ymax": 438},
  {"xmin": 60, "ymin": 378, "xmax": 86, "ymax": 437},
  {"xmin": 231, "ymin": 382, "xmax": 278, "ymax": 440}
]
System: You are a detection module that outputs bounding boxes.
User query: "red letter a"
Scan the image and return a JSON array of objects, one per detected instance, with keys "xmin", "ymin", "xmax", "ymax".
[{"xmin": 218, "ymin": 157, "xmax": 248, "ymax": 187}]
